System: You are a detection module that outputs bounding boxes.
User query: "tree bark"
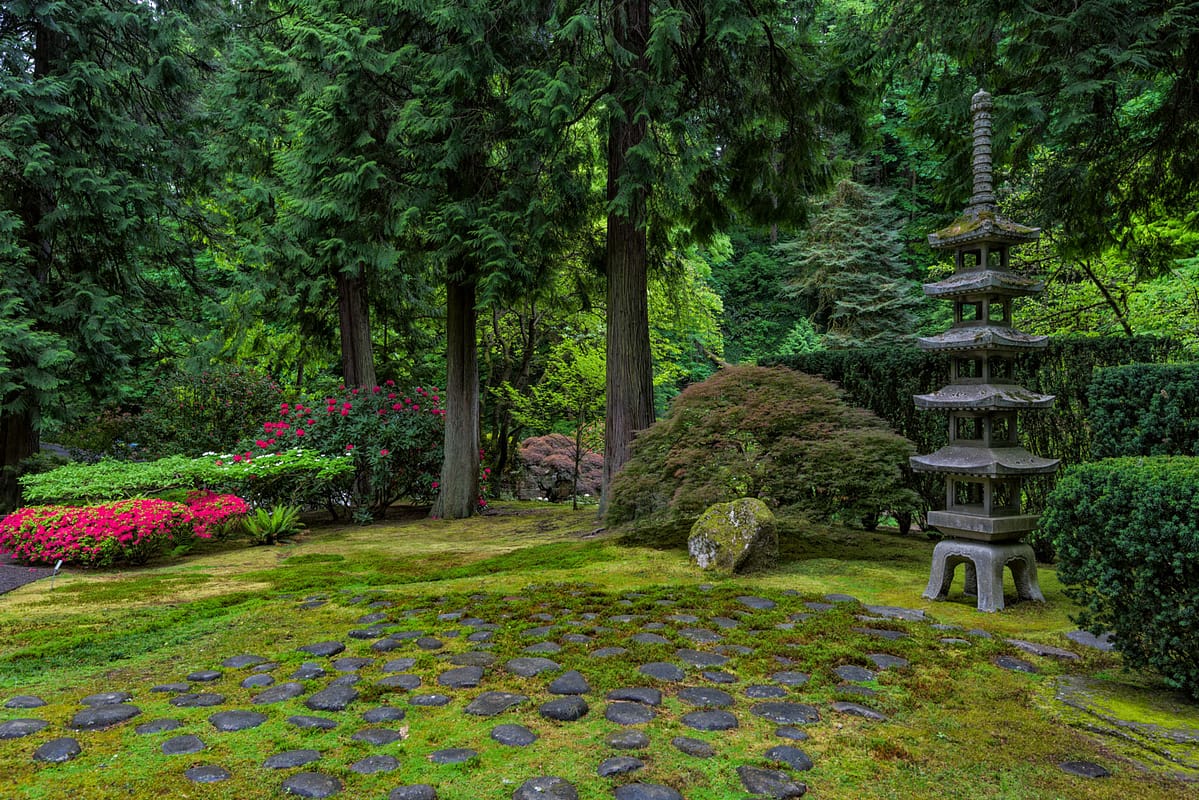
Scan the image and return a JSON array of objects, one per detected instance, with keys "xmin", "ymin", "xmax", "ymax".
[
  {"xmin": 336, "ymin": 267, "xmax": 377, "ymax": 389},
  {"xmin": 601, "ymin": 0, "xmax": 654, "ymax": 515},
  {"xmin": 434, "ymin": 276, "xmax": 480, "ymax": 519},
  {"xmin": 0, "ymin": 409, "xmax": 37, "ymax": 513}
]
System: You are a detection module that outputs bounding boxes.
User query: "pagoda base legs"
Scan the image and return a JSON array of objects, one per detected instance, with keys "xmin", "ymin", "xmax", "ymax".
[{"xmin": 923, "ymin": 539, "xmax": 1045, "ymax": 613}]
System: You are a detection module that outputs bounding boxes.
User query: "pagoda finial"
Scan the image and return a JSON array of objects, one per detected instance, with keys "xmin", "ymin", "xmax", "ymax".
[{"xmin": 968, "ymin": 89, "xmax": 995, "ymax": 214}]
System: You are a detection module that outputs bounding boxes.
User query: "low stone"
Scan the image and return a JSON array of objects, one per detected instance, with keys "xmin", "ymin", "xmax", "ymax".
[
  {"xmin": 253, "ymin": 682, "xmax": 305, "ymax": 704},
  {"xmin": 350, "ymin": 755, "xmax": 399, "ymax": 774},
  {"xmin": 867, "ymin": 654, "xmax": 909, "ymax": 670},
  {"xmin": 592, "ymin": 647, "xmax": 628, "ymax": 658},
  {"xmin": 281, "ymin": 771, "xmax": 342, "ymax": 798},
  {"xmin": 750, "ymin": 702, "xmax": 820, "ymax": 725},
  {"xmin": 135, "ymin": 718, "xmax": 183, "ymax": 734},
  {"xmin": 5, "ymin": 695, "xmax": 46, "ymax": 709},
  {"xmin": 1060, "ymin": 760, "xmax": 1111, "ymax": 778},
  {"xmin": 298, "ymin": 641, "xmax": 345, "ymax": 658},
  {"xmin": 772, "ymin": 671, "xmax": 810, "ymax": 687},
  {"xmin": 363, "ymin": 706, "xmax": 406, "ymax": 723},
  {"xmin": 738, "ymin": 595, "xmax": 778, "ymax": 610},
  {"xmin": 561, "ymin": 633, "xmax": 592, "ymax": 644},
  {"xmin": 606, "ymin": 729, "xmax": 650, "ymax": 750},
  {"xmin": 630, "ymin": 633, "xmax": 670, "ymax": 646},
  {"xmin": 34, "ymin": 737, "xmax": 82, "ymax": 763},
  {"xmin": 506, "ymin": 657, "xmax": 561, "ymax": 677},
  {"xmin": 852, "ymin": 627, "xmax": 908, "ymax": 641},
  {"xmin": 598, "ymin": 756, "xmax": 644, "ymax": 777},
  {"xmin": 737, "ymin": 765, "xmax": 806, "ymax": 798},
  {"xmin": 330, "ymin": 675, "xmax": 360, "ymax": 687},
  {"xmin": 353, "ymin": 727, "xmax": 405, "ymax": 745},
  {"xmin": 187, "ymin": 670, "xmax": 222, "ymax": 682},
  {"xmin": 703, "ymin": 670, "xmax": 737, "ymax": 684},
  {"xmin": 1065, "ymin": 630, "xmax": 1115, "ymax": 653},
  {"xmin": 450, "ymin": 651, "xmax": 496, "ymax": 667},
  {"xmin": 241, "ymin": 674, "xmax": 274, "ymax": 689},
  {"xmin": 682, "ymin": 710, "xmax": 738, "ymax": 731},
  {"xmin": 409, "ymin": 694, "xmax": 451, "ymax": 707},
  {"xmin": 69, "ymin": 704, "xmax": 141, "ymax": 730},
  {"xmin": 837, "ymin": 684, "xmax": 878, "ymax": 699},
  {"xmin": 185, "ymin": 766, "xmax": 231, "ymax": 784},
  {"xmin": 429, "ymin": 748, "xmax": 477, "ymax": 764},
  {"xmin": 522, "ymin": 625, "xmax": 555, "ymax": 638},
  {"xmin": 265, "ymin": 749, "xmax": 322, "ymax": 769},
  {"xmin": 547, "ymin": 670, "xmax": 590, "ymax": 695},
  {"xmin": 678, "ymin": 687, "xmax": 733, "ymax": 708},
  {"xmin": 676, "ymin": 649, "xmax": 728, "ymax": 668},
  {"xmin": 607, "ymin": 687, "xmax": 661, "ymax": 706},
  {"xmin": 1007, "ymin": 639, "xmax": 1080, "ymax": 660},
  {"xmin": 163, "ymin": 734, "xmax": 205, "ymax": 755},
  {"xmin": 717, "ymin": 644, "xmax": 754, "ymax": 656},
  {"xmin": 467, "ymin": 631, "xmax": 493, "ymax": 643},
  {"xmin": 746, "ymin": 685, "xmax": 788, "ymax": 699},
  {"xmin": 306, "ymin": 684, "xmax": 359, "ymax": 712},
  {"xmin": 613, "ymin": 784, "xmax": 684, "ymax": 800},
  {"xmin": 349, "ymin": 627, "xmax": 388, "ymax": 640},
  {"xmin": 222, "ymin": 654, "xmax": 267, "ymax": 668},
  {"xmin": 439, "ymin": 666, "xmax": 484, "ymax": 688},
  {"xmin": 331, "ymin": 656, "xmax": 374, "ymax": 672},
  {"xmin": 967, "ymin": 629, "xmax": 992, "ymax": 639},
  {"xmin": 994, "ymin": 655, "xmax": 1038, "ymax": 673},
  {"xmin": 465, "ymin": 691, "xmax": 528, "ymax": 717},
  {"xmin": 292, "ymin": 663, "xmax": 327, "ymax": 680},
  {"xmin": 825, "ymin": 593, "xmax": 858, "ymax": 603},
  {"xmin": 540, "ymin": 696, "xmax": 589, "ymax": 722},
  {"xmin": 358, "ymin": 612, "xmax": 389, "ymax": 624},
  {"xmin": 524, "ymin": 641, "xmax": 563, "ymax": 654},
  {"xmin": 712, "ymin": 616, "xmax": 740, "ymax": 628},
  {"xmin": 378, "ymin": 674, "xmax": 422, "ymax": 691},
  {"xmin": 775, "ymin": 726, "xmax": 809, "ymax": 741},
  {"xmin": 151, "ymin": 683, "xmax": 191, "ymax": 693},
  {"xmin": 513, "ymin": 777, "xmax": 577, "ymax": 800},
  {"xmin": 766, "ymin": 744, "xmax": 814, "ymax": 771},
  {"xmin": 688, "ymin": 498, "xmax": 778, "ymax": 573},
  {"xmin": 287, "ymin": 715, "xmax": 338, "ymax": 730},
  {"xmin": 606, "ymin": 702, "xmax": 655, "ymax": 725},
  {"xmin": 834, "ymin": 665, "xmax": 876, "ymax": 683},
  {"xmin": 671, "ymin": 736, "xmax": 715, "ymax": 758},
  {"xmin": 416, "ymin": 637, "xmax": 444, "ymax": 650},
  {"xmin": 831, "ymin": 701, "xmax": 887, "ymax": 721},
  {"xmin": 679, "ymin": 628, "xmax": 722, "ymax": 644},
  {"xmin": 491, "ymin": 723, "xmax": 537, "ymax": 746},
  {"xmin": 863, "ymin": 605, "xmax": 924, "ymax": 621},
  {"xmin": 210, "ymin": 710, "xmax": 267, "ymax": 731},
  {"xmin": 384, "ymin": 657, "xmax": 419, "ymax": 672},
  {"xmin": 638, "ymin": 662, "xmax": 685, "ymax": 682},
  {"xmin": 390, "ymin": 785, "xmax": 437, "ymax": 800}
]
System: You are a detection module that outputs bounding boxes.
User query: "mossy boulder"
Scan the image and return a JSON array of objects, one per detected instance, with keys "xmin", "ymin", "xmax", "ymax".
[{"xmin": 688, "ymin": 498, "xmax": 778, "ymax": 574}]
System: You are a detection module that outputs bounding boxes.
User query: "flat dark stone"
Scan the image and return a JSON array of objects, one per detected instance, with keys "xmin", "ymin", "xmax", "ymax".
[
  {"xmin": 772, "ymin": 671, "xmax": 810, "ymax": 687},
  {"xmin": 630, "ymin": 633, "xmax": 670, "ymax": 645},
  {"xmin": 994, "ymin": 655, "xmax": 1038, "ymax": 673},
  {"xmin": 606, "ymin": 687, "xmax": 661, "ymax": 706},
  {"xmin": 805, "ymin": 602, "xmax": 835, "ymax": 612},
  {"xmin": 363, "ymin": 706, "xmax": 406, "ymax": 723},
  {"xmin": 222, "ymin": 654, "xmax": 268, "ymax": 668},
  {"xmin": 606, "ymin": 729, "xmax": 650, "ymax": 750},
  {"xmin": 428, "ymin": 747, "xmax": 477, "ymax": 764},
  {"xmin": 265, "ymin": 749, "xmax": 322, "ymax": 769},
  {"xmin": 738, "ymin": 595, "xmax": 777, "ymax": 610},
  {"xmin": 69, "ymin": 704, "xmax": 141, "ymax": 730},
  {"xmin": 540, "ymin": 696, "xmax": 589, "ymax": 722},
  {"xmin": 598, "ymin": 756, "xmax": 644, "ymax": 777},
  {"xmin": 491, "ymin": 723, "xmax": 537, "ymax": 746},
  {"xmin": 671, "ymin": 736, "xmax": 715, "ymax": 758},
  {"xmin": 613, "ymin": 784, "xmax": 683, "ymax": 800},
  {"xmin": 717, "ymin": 644, "xmax": 754, "ymax": 656},
  {"xmin": 352, "ymin": 727, "xmax": 405, "ymax": 745},
  {"xmin": 185, "ymin": 765, "xmax": 231, "ymax": 784},
  {"xmin": 466, "ymin": 631, "xmax": 493, "ymax": 643},
  {"xmin": 378, "ymin": 674, "xmax": 422, "ymax": 691},
  {"xmin": 679, "ymin": 628, "xmax": 722, "ymax": 644},
  {"xmin": 712, "ymin": 616, "xmax": 740, "ymax": 628},
  {"xmin": 292, "ymin": 663, "xmax": 327, "ymax": 680},
  {"xmin": 677, "ymin": 649, "xmax": 728, "ymax": 668},
  {"xmin": 449, "ymin": 652, "xmax": 496, "ymax": 667},
  {"xmin": 1065, "ymin": 630, "xmax": 1115, "ymax": 653},
  {"xmin": 162, "ymin": 734, "xmax": 205, "ymax": 755},
  {"xmin": 592, "ymin": 647, "xmax": 628, "ymax": 658},
  {"xmin": 514, "ymin": 776, "xmax": 577, "ymax": 800},
  {"xmin": 682, "ymin": 710, "xmax": 738, "ymax": 731},
  {"xmin": 703, "ymin": 670, "xmax": 737, "ymax": 684},
  {"xmin": 287, "ymin": 715, "xmax": 338, "ymax": 730},
  {"xmin": 506, "ymin": 657, "xmax": 561, "ymax": 677},
  {"xmin": 561, "ymin": 634, "xmax": 592, "ymax": 644},
  {"xmin": 1060, "ymin": 760, "xmax": 1111, "ymax": 778},
  {"xmin": 766, "ymin": 744, "xmax": 814, "ymax": 771},
  {"xmin": 852, "ymin": 627, "xmax": 908, "ymax": 641},
  {"xmin": 1007, "ymin": 638, "xmax": 1080, "ymax": 660},
  {"xmin": 548, "ymin": 670, "xmax": 590, "ymax": 695},
  {"xmin": 830, "ymin": 701, "xmax": 887, "ymax": 721},
  {"xmin": 136, "ymin": 718, "xmax": 184, "ymax": 734},
  {"xmin": 34, "ymin": 737, "xmax": 82, "ymax": 763},
  {"xmin": 389, "ymin": 786, "xmax": 437, "ymax": 800},
  {"xmin": 209, "ymin": 710, "xmax": 267, "ymax": 731},
  {"xmin": 358, "ymin": 612, "xmax": 389, "ymax": 624},
  {"xmin": 638, "ymin": 662, "xmax": 685, "ymax": 682},
  {"xmin": 465, "ymin": 691, "xmax": 528, "ymax": 717},
  {"xmin": 439, "ymin": 666, "xmax": 484, "ymax": 689},
  {"xmin": 349, "ymin": 627, "xmax": 388, "ymax": 640},
  {"xmin": 751, "ymin": 702, "xmax": 820, "ymax": 725},
  {"xmin": 253, "ymin": 682, "xmax": 304, "ymax": 704},
  {"xmin": 5, "ymin": 695, "xmax": 46, "ymax": 709},
  {"xmin": 392, "ymin": 630, "xmax": 425, "ymax": 640},
  {"xmin": 825, "ymin": 593, "xmax": 858, "ymax": 603},
  {"xmin": 746, "ymin": 685, "xmax": 788, "ymax": 699},
  {"xmin": 371, "ymin": 638, "xmax": 403, "ymax": 652},
  {"xmin": 81, "ymin": 690, "xmax": 135, "ymax": 706},
  {"xmin": 867, "ymin": 654, "xmax": 909, "ymax": 670},
  {"xmin": 298, "ymin": 641, "xmax": 345, "ymax": 657},
  {"xmin": 170, "ymin": 693, "xmax": 225, "ymax": 708},
  {"xmin": 834, "ymin": 665, "xmax": 876, "ymax": 683},
  {"xmin": 524, "ymin": 641, "xmax": 562, "ymax": 654},
  {"xmin": 151, "ymin": 683, "xmax": 191, "ymax": 693},
  {"xmin": 241, "ymin": 674, "xmax": 275, "ymax": 689},
  {"xmin": 775, "ymin": 726, "xmax": 810, "ymax": 741},
  {"xmin": 281, "ymin": 771, "xmax": 342, "ymax": 798},
  {"xmin": 306, "ymin": 684, "xmax": 359, "ymax": 712},
  {"xmin": 738, "ymin": 766, "xmax": 807, "ymax": 798},
  {"xmin": 383, "ymin": 657, "xmax": 419, "ymax": 672},
  {"xmin": 350, "ymin": 754, "xmax": 399, "ymax": 774},
  {"xmin": 606, "ymin": 702, "xmax": 654, "ymax": 725},
  {"xmin": 410, "ymin": 694, "xmax": 451, "ymax": 707},
  {"xmin": 416, "ymin": 637, "xmax": 444, "ymax": 650},
  {"xmin": 678, "ymin": 686, "xmax": 733, "ymax": 708},
  {"xmin": 331, "ymin": 656, "xmax": 374, "ymax": 672},
  {"xmin": 522, "ymin": 625, "xmax": 555, "ymax": 638},
  {"xmin": 298, "ymin": 600, "xmax": 326, "ymax": 609},
  {"xmin": 187, "ymin": 670, "xmax": 222, "ymax": 682},
  {"xmin": 863, "ymin": 604, "xmax": 923, "ymax": 621}
]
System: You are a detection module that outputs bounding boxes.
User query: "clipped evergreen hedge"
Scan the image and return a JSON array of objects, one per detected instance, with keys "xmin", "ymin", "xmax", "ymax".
[
  {"xmin": 1088, "ymin": 363, "xmax": 1199, "ymax": 457},
  {"xmin": 1040, "ymin": 457, "xmax": 1199, "ymax": 699}
]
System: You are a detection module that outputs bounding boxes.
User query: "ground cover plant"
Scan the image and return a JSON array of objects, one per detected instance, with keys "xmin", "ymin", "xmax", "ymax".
[{"xmin": 0, "ymin": 503, "xmax": 1194, "ymax": 799}]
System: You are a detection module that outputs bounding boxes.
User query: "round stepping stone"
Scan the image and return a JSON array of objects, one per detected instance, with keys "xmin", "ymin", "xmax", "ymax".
[
  {"xmin": 766, "ymin": 744, "xmax": 814, "ymax": 771},
  {"xmin": 378, "ymin": 674, "xmax": 422, "ymax": 691},
  {"xmin": 826, "ymin": 593, "xmax": 859, "ymax": 603},
  {"xmin": 679, "ymin": 629, "xmax": 723, "ymax": 645},
  {"xmin": 371, "ymin": 638, "xmax": 404, "ymax": 653},
  {"xmin": 831, "ymin": 701, "xmax": 888, "ymax": 721},
  {"xmin": 834, "ymin": 665, "xmax": 876, "ymax": 682},
  {"xmin": 513, "ymin": 776, "xmax": 577, "ymax": 800},
  {"xmin": 606, "ymin": 729, "xmax": 650, "ymax": 750},
  {"xmin": 242, "ymin": 674, "xmax": 275, "ymax": 689},
  {"xmin": 524, "ymin": 641, "xmax": 562, "ymax": 654},
  {"xmin": 681, "ymin": 710, "xmax": 738, "ymax": 731},
  {"xmin": 738, "ymin": 595, "xmax": 777, "ymax": 610},
  {"xmin": 163, "ymin": 734, "xmax": 205, "ymax": 755},
  {"xmin": 69, "ymin": 704, "xmax": 141, "ymax": 730},
  {"xmin": 751, "ymin": 702, "xmax": 820, "ymax": 725},
  {"xmin": 6, "ymin": 695, "xmax": 46, "ymax": 709},
  {"xmin": 1065, "ymin": 630, "xmax": 1114, "ymax": 652},
  {"xmin": 390, "ymin": 786, "xmax": 437, "ymax": 800},
  {"xmin": 491, "ymin": 724, "xmax": 537, "ymax": 747},
  {"xmin": 292, "ymin": 663, "xmax": 327, "ymax": 680},
  {"xmin": 349, "ymin": 627, "xmax": 388, "ymax": 640},
  {"xmin": 416, "ymin": 637, "xmax": 444, "ymax": 650},
  {"xmin": 467, "ymin": 631, "xmax": 493, "ymax": 643},
  {"xmin": 677, "ymin": 649, "xmax": 728, "ymax": 668},
  {"xmin": 358, "ymin": 612, "xmax": 388, "ymax": 624},
  {"xmin": 465, "ymin": 691, "xmax": 528, "ymax": 717},
  {"xmin": 331, "ymin": 657, "xmax": 374, "ymax": 672},
  {"xmin": 606, "ymin": 702, "xmax": 655, "ymax": 725},
  {"xmin": 281, "ymin": 771, "xmax": 342, "ymax": 798},
  {"xmin": 775, "ymin": 726, "xmax": 810, "ymax": 741},
  {"xmin": 994, "ymin": 655, "xmax": 1038, "ymax": 673},
  {"xmin": 772, "ymin": 671, "xmax": 810, "ymax": 686},
  {"xmin": 746, "ymin": 685, "xmax": 788, "ymax": 699},
  {"xmin": 505, "ymin": 657, "xmax": 560, "ymax": 677},
  {"xmin": 737, "ymin": 766, "xmax": 806, "ymax": 799},
  {"xmin": 429, "ymin": 748, "xmax": 477, "ymax": 764},
  {"xmin": 76, "ymin": 691, "xmax": 130, "ymax": 706},
  {"xmin": 170, "ymin": 693, "xmax": 225, "ymax": 708},
  {"xmin": 450, "ymin": 652, "xmax": 496, "ymax": 667},
  {"xmin": 598, "ymin": 756, "xmax": 644, "ymax": 777},
  {"xmin": 33, "ymin": 737, "xmax": 81, "ymax": 763},
  {"xmin": 383, "ymin": 658, "xmax": 418, "ymax": 672},
  {"xmin": 522, "ymin": 625, "xmax": 555, "ymax": 638},
  {"xmin": 410, "ymin": 693, "xmax": 451, "ymax": 707},
  {"xmin": 439, "ymin": 666, "xmax": 484, "ymax": 688},
  {"xmin": 187, "ymin": 670, "xmax": 222, "ymax": 682},
  {"xmin": 265, "ymin": 749, "xmax": 322, "ymax": 769},
  {"xmin": 638, "ymin": 662, "xmax": 684, "ymax": 682},
  {"xmin": 561, "ymin": 634, "xmax": 592, "ymax": 644},
  {"xmin": 630, "ymin": 633, "xmax": 670, "ymax": 645},
  {"xmin": 253, "ymin": 682, "xmax": 304, "ymax": 704},
  {"xmin": 703, "ymin": 670, "xmax": 737, "ymax": 684},
  {"xmin": 350, "ymin": 754, "xmax": 399, "ymax": 774},
  {"xmin": 298, "ymin": 642, "xmax": 345, "ymax": 657},
  {"xmin": 1060, "ymin": 760, "xmax": 1111, "ymax": 778},
  {"xmin": 613, "ymin": 785, "xmax": 683, "ymax": 800},
  {"xmin": 210, "ymin": 710, "xmax": 267, "ymax": 731},
  {"xmin": 151, "ymin": 683, "xmax": 191, "ymax": 693},
  {"xmin": 668, "ymin": 614, "xmax": 699, "ymax": 624},
  {"xmin": 592, "ymin": 647, "xmax": 628, "ymax": 658},
  {"xmin": 306, "ymin": 684, "xmax": 359, "ymax": 712},
  {"xmin": 712, "ymin": 616, "xmax": 739, "ymax": 628},
  {"xmin": 287, "ymin": 715, "xmax": 338, "ymax": 730},
  {"xmin": 671, "ymin": 736, "xmax": 715, "ymax": 758},
  {"xmin": 853, "ymin": 627, "xmax": 908, "ymax": 641},
  {"xmin": 606, "ymin": 687, "xmax": 661, "ymax": 706},
  {"xmin": 352, "ymin": 727, "xmax": 405, "ymax": 745},
  {"xmin": 136, "ymin": 718, "xmax": 184, "ymax": 734},
  {"xmin": 222, "ymin": 654, "xmax": 268, "ymax": 668},
  {"xmin": 548, "ymin": 670, "xmax": 590, "ymax": 695},
  {"xmin": 540, "ymin": 696, "xmax": 589, "ymax": 722},
  {"xmin": 363, "ymin": 706, "xmax": 406, "ymax": 723},
  {"xmin": 185, "ymin": 765, "xmax": 231, "ymax": 784},
  {"xmin": 867, "ymin": 654, "xmax": 909, "ymax": 670},
  {"xmin": 678, "ymin": 686, "xmax": 733, "ymax": 708}
]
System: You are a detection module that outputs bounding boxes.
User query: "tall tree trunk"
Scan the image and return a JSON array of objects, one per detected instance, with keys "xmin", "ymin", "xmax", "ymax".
[
  {"xmin": 434, "ymin": 276, "xmax": 480, "ymax": 519},
  {"xmin": 336, "ymin": 267, "xmax": 376, "ymax": 389},
  {"xmin": 601, "ymin": 0, "xmax": 654, "ymax": 515},
  {"xmin": 0, "ymin": 408, "xmax": 37, "ymax": 513}
]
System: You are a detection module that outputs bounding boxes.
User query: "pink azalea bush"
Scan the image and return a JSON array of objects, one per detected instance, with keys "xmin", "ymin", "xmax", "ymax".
[{"xmin": 0, "ymin": 493, "xmax": 249, "ymax": 567}]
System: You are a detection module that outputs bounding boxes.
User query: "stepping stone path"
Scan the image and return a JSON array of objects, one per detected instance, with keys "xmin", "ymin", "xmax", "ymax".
[{"xmin": 0, "ymin": 584, "xmax": 1093, "ymax": 799}]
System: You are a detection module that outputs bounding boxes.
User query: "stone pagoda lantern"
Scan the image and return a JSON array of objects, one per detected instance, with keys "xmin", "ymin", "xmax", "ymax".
[{"xmin": 911, "ymin": 90, "xmax": 1059, "ymax": 612}]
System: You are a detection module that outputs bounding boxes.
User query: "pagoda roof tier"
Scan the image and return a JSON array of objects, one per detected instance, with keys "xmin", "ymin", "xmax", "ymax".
[
  {"xmin": 928, "ymin": 210, "xmax": 1040, "ymax": 250},
  {"xmin": 918, "ymin": 325, "xmax": 1048, "ymax": 352},
  {"xmin": 923, "ymin": 268, "xmax": 1043, "ymax": 298},
  {"xmin": 914, "ymin": 383, "xmax": 1055, "ymax": 411},
  {"xmin": 910, "ymin": 446, "xmax": 1059, "ymax": 477}
]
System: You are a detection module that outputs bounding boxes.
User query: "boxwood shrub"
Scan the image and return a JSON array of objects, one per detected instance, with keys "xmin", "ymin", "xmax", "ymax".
[{"xmin": 1089, "ymin": 363, "xmax": 1199, "ymax": 457}]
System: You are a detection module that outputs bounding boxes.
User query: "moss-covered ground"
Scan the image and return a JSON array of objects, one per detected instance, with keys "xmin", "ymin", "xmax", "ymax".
[{"xmin": 0, "ymin": 503, "xmax": 1194, "ymax": 799}]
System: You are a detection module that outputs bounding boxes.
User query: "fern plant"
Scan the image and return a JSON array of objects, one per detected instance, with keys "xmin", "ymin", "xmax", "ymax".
[{"xmin": 242, "ymin": 505, "xmax": 303, "ymax": 545}]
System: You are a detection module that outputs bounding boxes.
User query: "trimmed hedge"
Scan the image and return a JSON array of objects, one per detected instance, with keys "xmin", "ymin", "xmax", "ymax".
[
  {"xmin": 1089, "ymin": 363, "xmax": 1199, "ymax": 457},
  {"xmin": 1040, "ymin": 457, "xmax": 1199, "ymax": 699}
]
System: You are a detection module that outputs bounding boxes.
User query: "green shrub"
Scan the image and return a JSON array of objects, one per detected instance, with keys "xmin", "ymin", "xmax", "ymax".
[
  {"xmin": 241, "ymin": 504, "xmax": 304, "ymax": 545},
  {"xmin": 606, "ymin": 365, "xmax": 918, "ymax": 545},
  {"xmin": 1089, "ymin": 363, "xmax": 1199, "ymax": 457},
  {"xmin": 1040, "ymin": 457, "xmax": 1199, "ymax": 699}
]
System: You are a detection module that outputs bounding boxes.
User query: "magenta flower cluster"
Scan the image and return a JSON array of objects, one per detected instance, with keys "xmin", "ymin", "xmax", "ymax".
[{"xmin": 0, "ymin": 493, "xmax": 248, "ymax": 568}]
